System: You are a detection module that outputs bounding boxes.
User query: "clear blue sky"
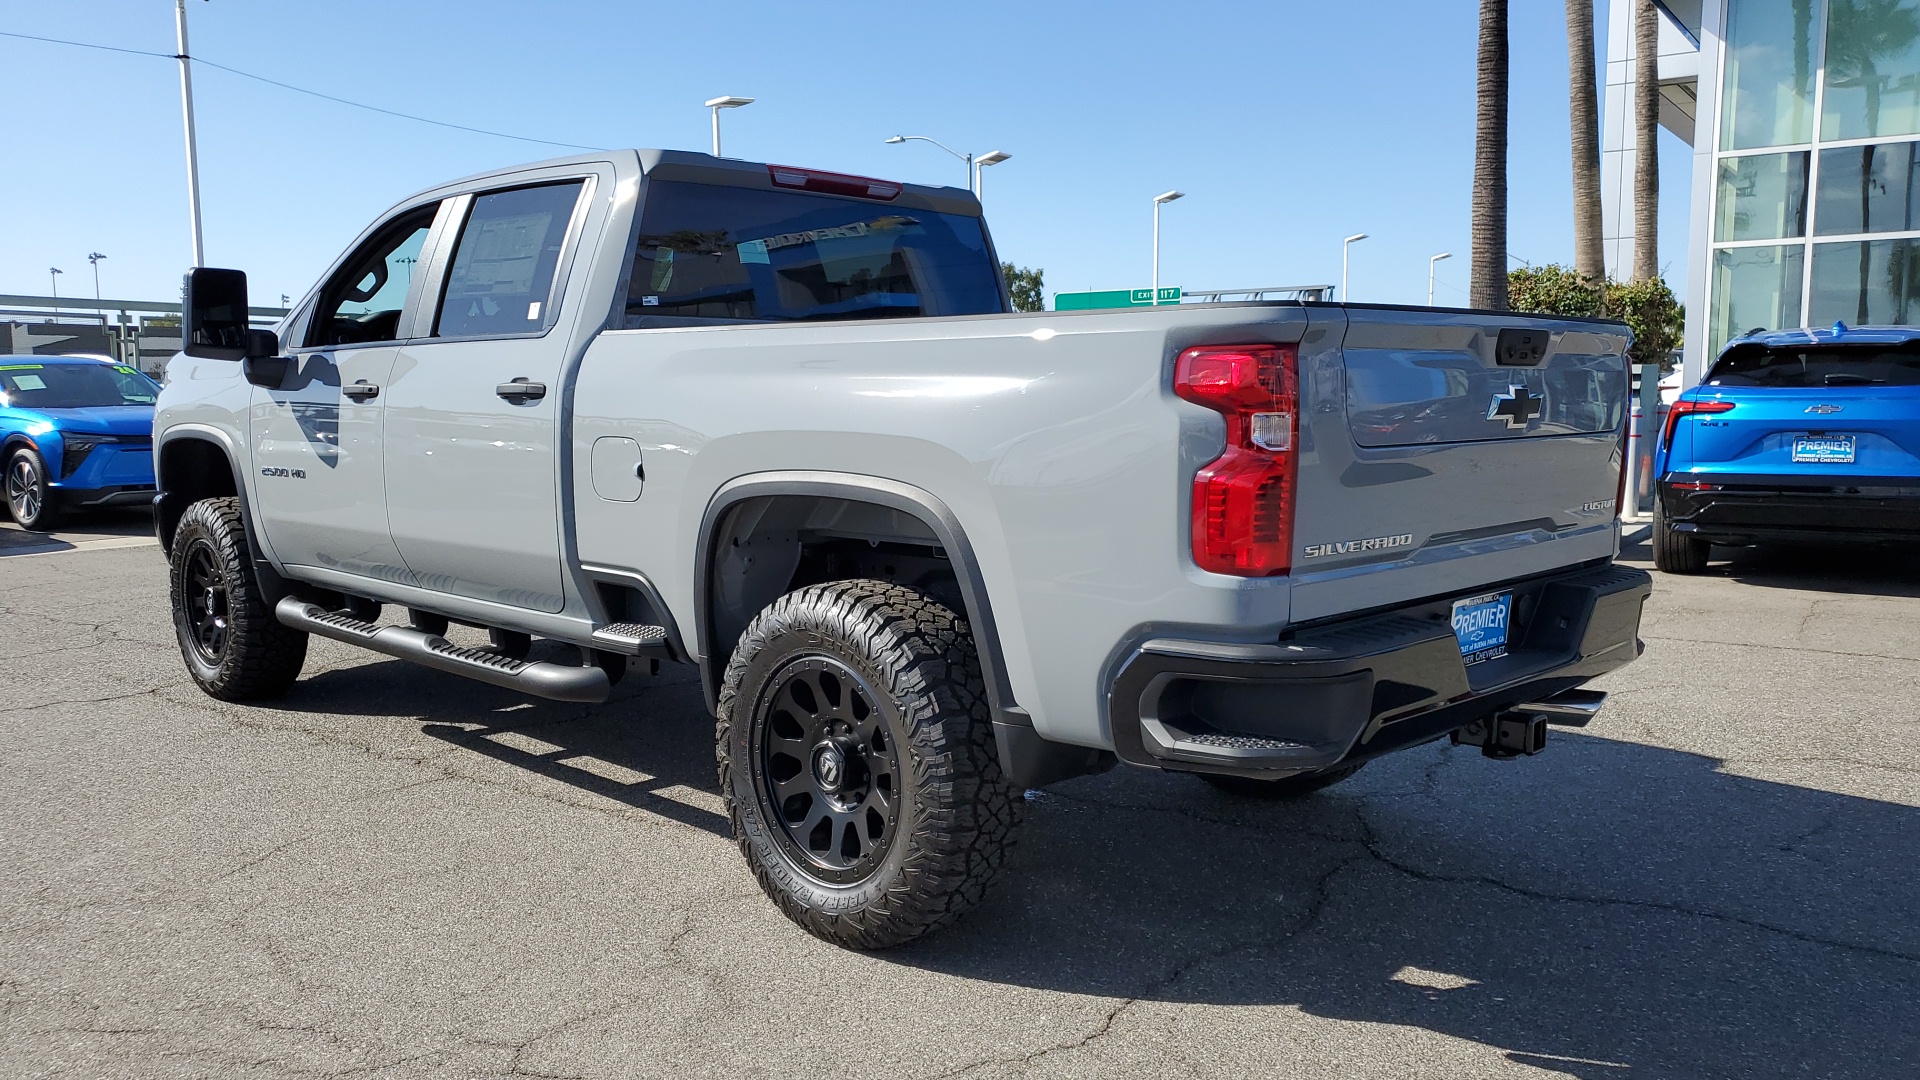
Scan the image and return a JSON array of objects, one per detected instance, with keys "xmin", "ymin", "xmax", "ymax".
[{"xmin": 0, "ymin": 0, "xmax": 1691, "ymax": 311}]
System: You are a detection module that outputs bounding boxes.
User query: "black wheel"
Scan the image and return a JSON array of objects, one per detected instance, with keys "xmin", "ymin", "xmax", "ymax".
[
  {"xmin": 5, "ymin": 446, "xmax": 63, "ymax": 531},
  {"xmin": 717, "ymin": 579, "xmax": 1022, "ymax": 949},
  {"xmin": 169, "ymin": 497, "xmax": 308, "ymax": 701},
  {"xmin": 1198, "ymin": 761, "xmax": 1367, "ymax": 799},
  {"xmin": 1652, "ymin": 495, "xmax": 1709, "ymax": 574}
]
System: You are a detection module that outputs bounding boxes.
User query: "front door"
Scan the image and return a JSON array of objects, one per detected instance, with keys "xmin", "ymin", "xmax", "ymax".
[
  {"xmin": 250, "ymin": 204, "xmax": 437, "ymax": 582},
  {"xmin": 383, "ymin": 179, "xmax": 590, "ymax": 613}
]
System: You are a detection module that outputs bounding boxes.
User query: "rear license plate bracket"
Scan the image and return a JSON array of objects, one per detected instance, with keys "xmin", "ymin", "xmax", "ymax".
[
  {"xmin": 1452, "ymin": 592, "xmax": 1512, "ymax": 665},
  {"xmin": 1792, "ymin": 434, "xmax": 1856, "ymax": 464}
]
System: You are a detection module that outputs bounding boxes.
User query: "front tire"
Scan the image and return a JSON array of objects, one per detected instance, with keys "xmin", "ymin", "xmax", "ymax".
[
  {"xmin": 1652, "ymin": 495, "xmax": 1709, "ymax": 574},
  {"xmin": 717, "ymin": 579, "xmax": 1022, "ymax": 949},
  {"xmin": 5, "ymin": 446, "xmax": 63, "ymax": 531},
  {"xmin": 169, "ymin": 497, "xmax": 308, "ymax": 701}
]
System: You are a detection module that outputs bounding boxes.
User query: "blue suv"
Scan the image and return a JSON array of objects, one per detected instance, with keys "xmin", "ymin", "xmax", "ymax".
[
  {"xmin": 1653, "ymin": 323, "xmax": 1920, "ymax": 572},
  {"xmin": 0, "ymin": 356, "xmax": 159, "ymax": 530}
]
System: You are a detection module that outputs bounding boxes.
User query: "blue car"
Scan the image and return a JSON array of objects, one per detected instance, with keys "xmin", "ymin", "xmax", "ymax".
[
  {"xmin": 1653, "ymin": 323, "xmax": 1920, "ymax": 572},
  {"xmin": 0, "ymin": 356, "xmax": 159, "ymax": 531}
]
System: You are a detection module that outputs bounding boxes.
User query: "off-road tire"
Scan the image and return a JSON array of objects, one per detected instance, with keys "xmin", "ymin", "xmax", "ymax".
[
  {"xmin": 5, "ymin": 446, "xmax": 63, "ymax": 531},
  {"xmin": 717, "ymin": 579, "xmax": 1022, "ymax": 949},
  {"xmin": 169, "ymin": 497, "xmax": 308, "ymax": 701},
  {"xmin": 1198, "ymin": 761, "xmax": 1367, "ymax": 799},
  {"xmin": 1651, "ymin": 497, "xmax": 1709, "ymax": 574}
]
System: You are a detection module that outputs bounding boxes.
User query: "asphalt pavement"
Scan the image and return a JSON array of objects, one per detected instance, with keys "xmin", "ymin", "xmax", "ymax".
[{"xmin": 3, "ymin": 522, "xmax": 1917, "ymax": 1078}]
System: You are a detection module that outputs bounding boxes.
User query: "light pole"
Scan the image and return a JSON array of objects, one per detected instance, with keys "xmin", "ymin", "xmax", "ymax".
[
  {"xmin": 1153, "ymin": 191, "xmax": 1184, "ymax": 306},
  {"xmin": 49, "ymin": 267, "xmax": 63, "ymax": 318},
  {"xmin": 1428, "ymin": 252, "xmax": 1452, "ymax": 306},
  {"xmin": 974, "ymin": 150, "xmax": 1011, "ymax": 203},
  {"xmin": 704, "ymin": 96, "xmax": 754, "ymax": 157},
  {"xmin": 176, "ymin": 0, "xmax": 205, "ymax": 266},
  {"xmin": 885, "ymin": 135, "xmax": 1002, "ymax": 195},
  {"xmin": 1341, "ymin": 233, "xmax": 1369, "ymax": 302},
  {"xmin": 88, "ymin": 252, "xmax": 106, "ymax": 302}
]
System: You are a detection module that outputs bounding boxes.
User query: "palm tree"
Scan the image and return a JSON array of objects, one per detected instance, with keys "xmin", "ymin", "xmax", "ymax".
[
  {"xmin": 1568, "ymin": 0, "xmax": 1604, "ymax": 281},
  {"xmin": 1632, "ymin": 0, "xmax": 1661, "ymax": 282},
  {"xmin": 1472, "ymin": 0, "xmax": 1509, "ymax": 310}
]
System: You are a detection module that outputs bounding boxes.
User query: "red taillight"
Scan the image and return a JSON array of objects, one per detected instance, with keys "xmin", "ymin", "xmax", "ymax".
[
  {"xmin": 768, "ymin": 165, "xmax": 902, "ymax": 201},
  {"xmin": 1661, "ymin": 398, "xmax": 1735, "ymax": 453},
  {"xmin": 1175, "ymin": 344, "xmax": 1299, "ymax": 576}
]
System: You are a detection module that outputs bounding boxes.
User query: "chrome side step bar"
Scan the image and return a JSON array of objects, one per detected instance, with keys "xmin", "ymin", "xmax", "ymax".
[
  {"xmin": 275, "ymin": 597, "xmax": 611, "ymax": 703},
  {"xmin": 1514, "ymin": 688, "xmax": 1607, "ymax": 727}
]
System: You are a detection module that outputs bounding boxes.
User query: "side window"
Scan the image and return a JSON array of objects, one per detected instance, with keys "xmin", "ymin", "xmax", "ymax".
[
  {"xmin": 305, "ymin": 205, "xmax": 437, "ymax": 348},
  {"xmin": 434, "ymin": 181, "xmax": 585, "ymax": 339}
]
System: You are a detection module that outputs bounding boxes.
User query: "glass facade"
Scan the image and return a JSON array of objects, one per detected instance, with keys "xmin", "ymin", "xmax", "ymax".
[{"xmin": 1710, "ymin": 0, "xmax": 1920, "ymax": 355}]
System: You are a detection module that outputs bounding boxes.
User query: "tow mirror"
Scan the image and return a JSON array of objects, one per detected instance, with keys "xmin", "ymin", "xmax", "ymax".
[{"xmin": 182, "ymin": 267, "xmax": 252, "ymax": 360}]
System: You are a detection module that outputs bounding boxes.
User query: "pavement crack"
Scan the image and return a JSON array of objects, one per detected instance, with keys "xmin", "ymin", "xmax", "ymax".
[{"xmin": 1351, "ymin": 803, "xmax": 1920, "ymax": 967}]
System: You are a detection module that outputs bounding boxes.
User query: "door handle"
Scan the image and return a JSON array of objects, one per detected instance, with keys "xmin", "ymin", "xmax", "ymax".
[
  {"xmin": 343, "ymin": 381, "xmax": 380, "ymax": 401},
  {"xmin": 496, "ymin": 379, "xmax": 547, "ymax": 401}
]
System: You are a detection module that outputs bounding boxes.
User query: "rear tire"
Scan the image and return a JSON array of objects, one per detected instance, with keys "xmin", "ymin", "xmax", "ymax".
[
  {"xmin": 1651, "ymin": 496, "xmax": 1709, "ymax": 574},
  {"xmin": 5, "ymin": 447, "xmax": 63, "ymax": 531},
  {"xmin": 1197, "ymin": 761, "xmax": 1366, "ymax": 799},
  {"xmin": 717, "ymin": 579, "xmax": 1022, "ymax": 949},
  {"xmin": 169, "ymin": 497, "xmax": 308, "ymax": 701}
]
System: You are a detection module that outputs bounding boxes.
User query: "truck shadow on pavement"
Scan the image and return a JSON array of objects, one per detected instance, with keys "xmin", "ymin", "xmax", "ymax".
[
  {"xmin": 269, "ymin": 654, "xmax": 731, "ymax": 837},
  {"xmin": 1624, "ymin": 535, "xmax": 1920, "ymax": 598},
  {"xmin": 269, "ymin": 656, "xmax": 1918, "ymax": 1078}
]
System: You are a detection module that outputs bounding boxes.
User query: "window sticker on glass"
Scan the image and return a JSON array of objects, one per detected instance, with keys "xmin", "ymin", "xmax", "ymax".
[
  {"xmin": 0, "ymin": 363, "xmax": 45, "ymax": 371},
  {"xmin": 527, "ymin": 302, "xmax": 542, "ymax": 321},
  {"xmin": 11, "ymin": 374, "xmax": 46, "ymax": 390},
  {"xmin": 436, "ymin": 181, "xmax": 584, "ymax": 340},
  {"xmin": 737, "ymin": 239, "xmax": 769, "ymax": 264}
]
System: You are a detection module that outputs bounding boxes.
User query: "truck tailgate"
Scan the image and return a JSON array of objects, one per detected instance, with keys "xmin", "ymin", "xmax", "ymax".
[{"xmin": 1289, "ymin": 306, "xmax": 1630, "ymax": 622}]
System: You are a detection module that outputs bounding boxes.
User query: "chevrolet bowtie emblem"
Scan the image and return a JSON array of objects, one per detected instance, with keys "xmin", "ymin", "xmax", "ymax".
[
  {"xmin": 1805, "ymin": 404, "xmax": 1843, "ymax": 414},
  {"xmin": 1487, "ymin": 385, "xmax": 1542, "ymax": 429}
]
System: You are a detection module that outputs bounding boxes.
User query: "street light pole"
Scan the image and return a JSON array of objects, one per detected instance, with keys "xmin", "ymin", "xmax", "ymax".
[
  {"xmin": 885, "ymin": 135, "xmax": 984, "ymax": 193},
  {"xmin": 1428, "ymin": 252, "xmax": 1453, "ymax": 306},
  {"xmin": 49, "ymin": 267, "xmax": 63, "ymax": 319},
  {"xmin": 1153, "ymin": 191, "xmax": 1184, "ymax": 306},
  {"xmin": 1341, "ymin": 233, "xmax": 1369, "ymax": 302},
  {"xmin": 88, "ymin": 252, "xmax": 107, "ymax": 302},
  {"xmin": 704, "ymin": 96, "xmax": 754, "ymax": 157},
  {"xmin": 176, "ymin": 0, "xmax": 205, "ymax": 266}
]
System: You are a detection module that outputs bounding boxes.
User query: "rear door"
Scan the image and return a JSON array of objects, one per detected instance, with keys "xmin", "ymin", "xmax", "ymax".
[
  {"xmin": 1680, "ymin": 345, "xmax": 1920, "ymax": 478},
  {"xmin": 382, "ymin": 172, "xmax": 599, "ymax": 613},
  {"xmin": 1289, "ymin": 307, "xmax": 1631, "ymax": 621}
]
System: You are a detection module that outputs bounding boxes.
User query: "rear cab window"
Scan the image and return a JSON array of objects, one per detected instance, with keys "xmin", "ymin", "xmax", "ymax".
[
  {"xmin": 1707, "ymin": 346, "xmax": 1920, "ymax": 387},
  {"xmin": 626, "ymin": 180, "xmax": 1003, "ymax": 324}
]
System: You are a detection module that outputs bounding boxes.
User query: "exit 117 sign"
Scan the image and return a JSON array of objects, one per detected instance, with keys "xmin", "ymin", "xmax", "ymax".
[{"xmin": 1054, "ymin": 287, "xmax": 1182, "ymax": 311}]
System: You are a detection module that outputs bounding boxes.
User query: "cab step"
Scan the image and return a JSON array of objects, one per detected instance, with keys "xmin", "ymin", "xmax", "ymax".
[
  {"xmin": 275, "ymin": 597, "xmax": 611, "ymax": 703},
  {"xmin": 589, "ymin": 621, "xmax": 673, "ymax": 658}
]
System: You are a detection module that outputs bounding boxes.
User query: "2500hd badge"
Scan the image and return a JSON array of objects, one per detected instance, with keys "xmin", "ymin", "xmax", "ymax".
[{"xmin": 1302, "ymin": 532, "xmax": 1415, "ymax": 559}]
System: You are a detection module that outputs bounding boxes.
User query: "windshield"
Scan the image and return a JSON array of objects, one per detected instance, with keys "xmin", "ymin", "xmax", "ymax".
[
  {"xmin": 1707, "ymin": 346, "xmax": 1920, "ymax": 387},
  {"xmin": 0, "ymin": 362, "xmax": 160, "ymax": 408},
  {"xmin": 626, "ymin": 180, "xmax": 1003, "ymax": 323}
]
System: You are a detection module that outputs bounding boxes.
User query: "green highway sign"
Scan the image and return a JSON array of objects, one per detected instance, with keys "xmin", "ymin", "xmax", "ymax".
[{"xmin": 1054, "ymin": 287, "xmax": 1181, "ymax": 311}]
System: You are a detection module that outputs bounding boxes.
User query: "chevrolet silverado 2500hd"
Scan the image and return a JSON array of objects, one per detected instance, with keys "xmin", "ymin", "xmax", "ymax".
[{"xmin": 156, "ymin": 149, "xmax": 1650, "ymax": 948}]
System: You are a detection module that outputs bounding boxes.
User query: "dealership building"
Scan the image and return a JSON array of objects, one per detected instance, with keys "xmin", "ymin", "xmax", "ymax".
[{"xmin": 1610, "ymin": 0, "xmax": 1920, "ymax": 382}]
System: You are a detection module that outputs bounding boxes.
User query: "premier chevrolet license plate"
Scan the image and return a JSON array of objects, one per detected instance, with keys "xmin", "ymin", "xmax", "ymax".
[
  {"xmin": 1452, "ymin": 592, "xmax": 1512, "ymax": 665},
  {"xmin": 1793, "ymin": 435, "xmax": 1855, "ymax": 464}
]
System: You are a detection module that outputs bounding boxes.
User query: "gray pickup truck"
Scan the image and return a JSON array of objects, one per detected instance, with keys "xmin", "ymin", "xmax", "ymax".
[{"xmin": 156, "ymin": 149, "xmax": 1650, "ymax": 948}]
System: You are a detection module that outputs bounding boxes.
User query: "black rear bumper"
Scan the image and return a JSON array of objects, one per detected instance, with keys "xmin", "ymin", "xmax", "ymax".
[
  {"xmin": 1108, "ymin": 562, "xmax": 1651, "ymax": 779},
  {"xmin": 1659, "ymin": 475, "xmax": 1920, "ymax": 545}
]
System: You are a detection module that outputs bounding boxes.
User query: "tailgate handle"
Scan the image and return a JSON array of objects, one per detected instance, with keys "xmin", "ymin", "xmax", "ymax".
[
  {"xmin": 496, "ymin": 378, "xmax": 547, "ymax": 402},
  {"xmin": 1496, "ymin": 328, "xmax": 1550, "ymax": 366}
]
